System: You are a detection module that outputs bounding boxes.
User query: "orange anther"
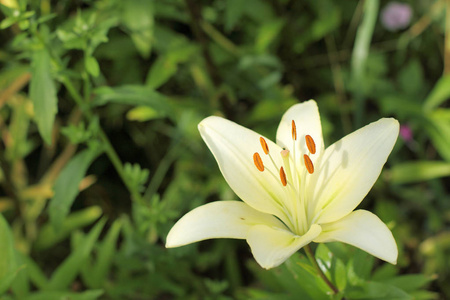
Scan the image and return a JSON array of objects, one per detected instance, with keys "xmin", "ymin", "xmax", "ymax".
[
  {"xmin": 279, "ymin": 167, "xmax": 287, "ymax": 186},
  {"xmin": 303, "ymin": 154, "xmax": 314, "ymax": 174},
  {"xmin": 260, "ymin": 137, "xmax": 269, "ymax": 155},
  {"xmin": 253, "ymin": 153, "xmax": 264, "ymax": 172},
  {"xmin": 292, "ymin": 120, "xmax": 297, "ymax": 140},
  {"xmin": 305, "ymin": 135, "xmax": 316, "ymax": 154}
]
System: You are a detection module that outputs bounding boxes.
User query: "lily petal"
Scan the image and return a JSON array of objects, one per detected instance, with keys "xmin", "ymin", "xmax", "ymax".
[
  {"xmin": 166, "ymin": 201, "xmax": 286, "ymax": 248},
  {"xmin": 276, "ymin": 100, "xmax": 324, "ymax": 162},
  {"xmin": 199, "ymin": 116, "xmax": 292, "ymax": 225},
  {"xmin": 310, "ymin": 118, "xmax": 399, "ymax": 223},
  {"xmin": 314, "ymin": 210, "xmax": 398, "ymax": 264},
  {"xmin": 247, "ymin": 223, "xmax": 322, "ymax": 269}
]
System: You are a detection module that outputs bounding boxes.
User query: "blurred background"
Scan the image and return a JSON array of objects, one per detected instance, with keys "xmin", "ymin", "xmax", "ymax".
[{"xmin": 0, "ymin": 0, "xmax": 449, "ymax": 299}]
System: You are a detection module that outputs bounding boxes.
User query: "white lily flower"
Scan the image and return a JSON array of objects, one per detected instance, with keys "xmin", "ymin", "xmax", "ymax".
[{"xmin": 166, "ymin": 100, "xmax": 399, "ymax": 269}]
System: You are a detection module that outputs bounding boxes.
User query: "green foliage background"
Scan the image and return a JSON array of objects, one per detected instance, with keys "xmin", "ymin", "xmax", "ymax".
[{"xmin": 0, "ymin": 0, "xmax": 449, "ymax": 299}]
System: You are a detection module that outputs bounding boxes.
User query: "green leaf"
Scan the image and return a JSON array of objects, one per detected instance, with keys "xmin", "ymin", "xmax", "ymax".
[
  {"xmin": 35, "ymin": 206, "xmax": 102, "ymax": 250},
  {"xmin": 146, "ymin": 55, "xmax": 178, "ymax": 89},
  {"xmin": 121, "ymin": 0, "xmax": 154, "ymax": 58},
  {"xmin": 85, "ymin": 55, "xmax": 100, "ymax": 77},
  {"xmin": 346, "ymin": 281, "xmax": 412, "ymax": 299},
  {"xmin": 347, "ymin": 249, "xmax": 374, "ymax": 286},
  {"xmin": 371, "ymin": 263, "xmax": 397, "ymax": 281},
  {"xmin": 284, "ymin": 254, "xmax": 330, "ymax": 299},
  {"xmin": 0, "ymin": 269, "xmax": 22, "ymax": 296},
  {"xmin": 14, "ymin": 252, "xmax": 48, "ymax": 290},
  {"xmin": 82, "ymin": 218, "xmax": 122, "ymax": 288},
  {"xmin": 29, "ymin": 48, "xmax": 58, "ymax": 145},
  {"xmin": 409, "ymin": 290, "xmax": 440, "ymax": 300},
  {"xmin": 61, "ymin": 118, "xmax": 99, "ymax": 145},
  {"xmin": 11, "ymin": 251, "xmax": 29, "ymax": 298},
  {"xmin": 255, "ymin": 19, "xmax": 285, "ymax": 53},
  {"xmin": 92, "ymin": 85, "xmax": 171, "ymax": 116},
  {"xmin": 224, "ymin": 0, "xmax": 246, "ymax": 32},
  {"xmin": 379, "ymin": 95, "xmax": 423, "ymax": 117},
  {"xmin": 423, "ymin": 75, "xmax": 450, "ymax": 111},
  {"xmin": 398, "ymin": 59, "xmax": 424, "ymax": 98},
  {"xmin": 334, "ymin": 258, "xmax": 347, "ymax": 291},
  {"xmin": 126, "ymin": 106, "xmax": 162, "ymax": 121},
  {"xmin": 48, "ymin": 148, "xmax": 100, "ymax": 231},
  {"xmin": 123, "ymin": 163, "xmax": 150, "ymax": 193},
  {"xmin": 0, "ymin": 214, "xmax": 19, "ymax": 294},
  {"xmin": 315, "ymin": 244, "xmax": 333, "ymax": 277},
  {"xmin": 383, "ymin": 274, "xmax": 433, "ymax": 293},
  {"xmin": 425, "ymin": 112, "xmax": 450, "ymax": 162},
  {"xmin": 293, "ymin": 6, "xmax": 341, "ymax": 54},
  {"xmin": 45, "ymin": 219, "xmax": 106, "ymax": 291},
  {"xmin": 24, "ymin": 289, "xmax": 103, "ymax": 300},
  {"xmin": 390, "ymin": 161, "xmax": 450, "ymax": 184}
]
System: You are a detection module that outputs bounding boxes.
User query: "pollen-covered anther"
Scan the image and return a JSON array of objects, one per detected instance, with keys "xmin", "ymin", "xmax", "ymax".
[
  {"xmin": 260, "ymin": 137, "xmax": 269, "ymax": 155},
  {"xmin": 305, "ymin": 135, "xmax": 316, "ymax": 154},
  {"xmin": 303, "ymin": 154, "xmax": 314, "ymax": 174},
  {"xmin": 279, "ymin": 167, "xmax": 287, "ymax": 186},
  {"xmin": 292, "ymin": 120, "xmax": 297, "ymax": 140},
  {"xmin": 253, "ymin": 153, "xmax": 264, "ymax": 172}
]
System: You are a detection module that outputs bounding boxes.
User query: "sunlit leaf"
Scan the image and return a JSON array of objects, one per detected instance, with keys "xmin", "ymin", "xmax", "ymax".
[{"xmin": 126, "ymin": 106, "xmax": 162, "ymax": 121}]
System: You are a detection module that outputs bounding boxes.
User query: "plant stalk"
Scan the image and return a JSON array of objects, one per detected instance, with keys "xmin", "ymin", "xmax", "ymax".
[
  {"xmin": 61, "ymin": 77, "xmax": 144, "ymax": 205},
  {"xmin": 304, "ymin": 244, "xmax": 339, "ymax": 295}
]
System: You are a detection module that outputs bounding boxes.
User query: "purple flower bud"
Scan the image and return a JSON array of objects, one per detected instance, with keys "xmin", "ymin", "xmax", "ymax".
[
  {"xmin": 381, "ymin": 2, "xmax": 412, "ymax": 31},
  {"xmin": 399, "ymin": 124, "xmax": 413, "ymax": 142}
]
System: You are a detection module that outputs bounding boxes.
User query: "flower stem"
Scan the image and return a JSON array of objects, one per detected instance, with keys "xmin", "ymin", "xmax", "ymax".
[
  {"xmin": 61, "ymin": 76, "xmax": 144, "ymax": 205},
  {"xmin": 304, "ymin": 245, "xmax": 339, "ymax": 295}
]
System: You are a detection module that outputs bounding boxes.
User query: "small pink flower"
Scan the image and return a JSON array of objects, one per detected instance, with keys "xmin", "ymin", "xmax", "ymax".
[
  {"xmin": 381, "ymin": 2, "xmax": 412, "ymax": 31},
  {"xmin": 399, "ymin": 124, "xmax": 413, "ymax": 142}
]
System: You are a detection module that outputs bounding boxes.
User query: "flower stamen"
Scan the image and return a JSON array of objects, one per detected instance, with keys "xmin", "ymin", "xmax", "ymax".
[
  {"xmin": 260, "ymin": 137, "xmax": 269, "ymax": 155},
  {"xmin": 305, "ymin": 135, "xmax": 316, "ymax": 154},
  {"xmin": 292, "ymin": 120, "xmax": 297, "ymax": 140},
  {"xmin": 303, "ymin": 154, "xmax": 314, "ymax": 174},
  {"xmin": 280, "ymin": 167, "xmax": 287, "ymax": 186},
  {"xmin": 253, "ymin": 153, "xmax": 264, "ymax": 172}
]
